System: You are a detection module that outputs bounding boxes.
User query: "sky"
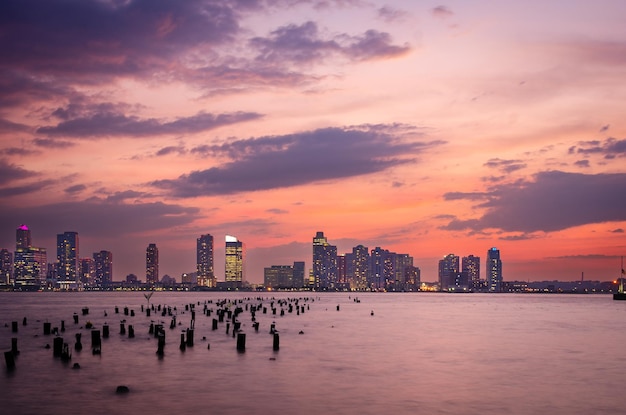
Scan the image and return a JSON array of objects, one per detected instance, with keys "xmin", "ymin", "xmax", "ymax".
[{"xmin": 1, "ymin": 0, "xmax": 625, "ymax": 284}]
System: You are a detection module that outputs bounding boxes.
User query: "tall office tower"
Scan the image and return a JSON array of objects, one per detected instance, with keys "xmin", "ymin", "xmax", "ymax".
[
  {"xmin": 94, "ymin": 250, "xmax": 113, "ymax": 286},
  {"xmin": 336, "ymin": 255, "xmax": 346, "ymax": 286},
  {"xmin": 14, "ymin": 247, "xmax": 47, "ymax": 289},
  {"xmin": 0, "ymin": 249, "xmax": 13, "ymax": 285},
  {"xmin": 225, "ymin": 235, "xmax": 244, "ymax": 285},
  {"xmin": 487, "ymin": 247, "xmax": 503, "ymax": 292},
  {"xmin": 56, "ymin": 231, "xmax": 79, "ymax": 282},
  {"xmin": 346, "ymin": 245, "xmax": 370, "ymax": 290},
  {"xmin": 146, "ymin": 243, "xmax": 159, "ymax": 285},
  {"xmin": 16, "ymin": 224, "xmax": 31, "ymax": 250},
  {"xmin": 405, "ymin": 265, "xmax": 421, "ymax": 290},
  {"xmin": 394, "ymin": 253, "xmax": 413, "ymax": 291},
  {"xmin": 264, "ymin": 265, "xmax": 293, "ymax": 288},
  {"xmin": 369, "ymin": 247, "xmax": 388, "ymax": 290},
  {"xmin": 462, "ymin": 255, "xmax": 481, "ymax": 290},
  {"xmin": 80, "ymin": 258, "xmax": 95, "ymax": 286},
  {"xmin": 292, "ymin": 261, "xmax": 305, "ymax": 289},
  {"xmin": 312, "ymin": 231, "xmax": 337, "ymax": 290},
  {"xmin": 438, "ymin": 253, "xmax": 459, "ymax": 291},
  {"xmin": 196, "ymin": 234, "xmax": 215, "ymax": 287}
]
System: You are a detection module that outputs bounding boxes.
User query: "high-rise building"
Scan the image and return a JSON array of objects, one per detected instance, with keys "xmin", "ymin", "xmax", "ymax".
[
  {"xmin": 0, "ymin": 249, "xmax": 13, "ymax": 286},
  {"xmin": 438, "ymin": 254, "xmax": 459, "ymax": 291},
  {"xmin": 225, "ymin": 235, "xmax": 244, "ymax": 286},
  {"xmin": 196, "ymin": 234, "xmax": 215, "ymax": 287},
  {"xmin": 264, "ymin": 265, "xmax": 293, "ymax": 288},
  {"xmin": 312, "ymin": 231, "xmax": 337, "ymax": 290},
  {"xmin": 146, "ymin": 243, "xmax": 159, "ymax": 285},
  {"xmin": 14, "ymin": 247, "xmax": 46, "ymax": 289},
  {"xmin": 462, "ymin": 255, "xmax": 480, "ymax": 290},
  {"xmin": 292, "ymin": 261, "xmax": 305, "ymax": 289},
  {"xmin": 56, "ymin": 231, "xmax": 79, "ymax": 282},
  {"xmin": 487, "ymin": 247, "xmax": 503, "ymax": 292},
  {"xmin": 94, "ymin": 250, "xmax": 113, "ymax": 286},
  {"xmin": 80, "ymin": 258, "xmax": 95, "ymax": 286},
  {"xmin": 346, "ymin": 245, "xmax": 370, "ymax": 290},
  {"xmin": 16, "ymin": 224, "xmax": 31, "ymax": 250}
]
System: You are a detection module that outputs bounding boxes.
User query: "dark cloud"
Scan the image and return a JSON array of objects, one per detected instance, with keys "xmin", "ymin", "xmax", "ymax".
[
  {"xmin": 0, "ymin": 198, "xmax": 200, "ymax": 241},
  {"xmin": 156, "ymin": 146, "xmax": 186, "ymax": 156},
  {"xmin": 64, "ymin": 184, "xmax": 87, "ymax": 194},
  {"xmin": 105, "ymin": 190, "xmax": 148, "ymax": 203},
  {"xmin": 152, "ymin": 124, "xmax": 442, "ymax": 197},
  {"xmin": 0, "ymin": 0, "xmax": 241, "ymax": 79},
  {"xmin": 266, "ymin": 208, "xmax": 289, "ymax": 214},
  {"xmin": 0, "ymin": 117, "xmax": 30, "ymax": 133},
  {"xmin": 484, "ymin": 158, "xmax": 527, "ymax": 173},
  {"xmin": 574, "ymin": 159, "xmax": 590, "ymax": 168},
  {"xmin": 0, "ymin": 180, "xmax": 56, "ymax": 198},
  {"xmin": 431, "ymin": 5, "xmax": 454, "ymax": 19},
  {"xmin": 250, "ymin": 21, "xmax": 409, "ymax": 65},
  {"xmin": 37, "ymin": 109, "xmax": 262, "ymax": 138},
  {"xmin": 32, "ymin": 138, "xmax": 76, "ymax": 149},
  {"xmin": 0, "ymin": 147, "xmax": 39, "ymax": 156},
  {"xmin": 444, "ymin": 192, "xmax": 488, "ymax": 201},
  {"xmin": 610, "ymin": 228, "xmax": 624, "ymax": 233},
  {"xmin": 600, "ymin": 124, "xmax": 610, "ymax": 133},
  {"xmin": 442, "ymin": 171, "xmax": 626, "ymax": 233},
  {"xmin": 571, "ymin": 137, "xmax": 626, "ymax": 158},
  {"xmin": 0, "ymin": 159, "xmax": 37, "ymax": 185}
]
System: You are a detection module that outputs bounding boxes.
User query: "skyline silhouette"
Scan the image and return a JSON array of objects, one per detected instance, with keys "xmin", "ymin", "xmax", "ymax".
[{"xmin": 0, "ymin": 1, "xmax": 624, "ymax": 283}]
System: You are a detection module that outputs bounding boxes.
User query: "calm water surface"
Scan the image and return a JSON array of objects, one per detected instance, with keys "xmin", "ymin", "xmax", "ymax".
[{"xmin": 1, "ymin": 292, "xmax": 625, "ymax": 415}]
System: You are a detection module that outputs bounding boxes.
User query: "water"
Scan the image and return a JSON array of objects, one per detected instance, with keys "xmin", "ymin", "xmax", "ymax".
[{"xmin": 1, "ymin": 292, "xmax": 625, "ymax": 415}]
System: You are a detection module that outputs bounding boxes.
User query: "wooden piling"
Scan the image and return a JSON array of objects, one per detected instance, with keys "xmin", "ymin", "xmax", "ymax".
[
  {"xmin": 53, "ymin": 337, "xmax": 63, "ymax": 357},
  {"xmin": 11, "ymin": 321, "xmax": 17, "ymax": 333},
  {"xmin": 43, "ymin": 322, "xmax": 51, "ymax": 335},
  {"xmin": 102, "ymin": 324, "xmax": 109, "ymax": 338},
  {"xmin": 128, "ymin": 325, "xmax": 134, "ymax": 338},
  {"xmin": 236, "ymin": 332, "xmax": 246, "ymax": 352},
  {"xmin": 4, "ymin": 351, "xmax": 15, "ymax": 370},
  {"xmin": 273, "ymin": 333, "xmax": 280, "ymax": 351},
  {"xmin": 11, "ymin": 337, "xmax": 19, "ymax": 355}
]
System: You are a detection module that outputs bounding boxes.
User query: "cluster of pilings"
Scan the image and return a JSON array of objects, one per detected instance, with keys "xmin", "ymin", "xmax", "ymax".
[{"xmin": 4, "ymin": 295, "xmax": 319, "ymax": 370}]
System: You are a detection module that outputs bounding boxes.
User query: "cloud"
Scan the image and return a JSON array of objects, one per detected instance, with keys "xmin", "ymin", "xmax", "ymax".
[
  {"xmin": 570, "ymin": 137, "xmax": 626, "ymax": 159},
  {"xmin": 0, "ymin": 0, "xmax": 241, "ymax": 79},
  {"xmin": 32, "ymin": 138, "xmax": 76, "ymax": 149},
  {"xmin": 37, "ymin": 109, "xmax": 262, "ymax": 138},
  {"xmin": 610, "ymin": 228, "xmax": 624, "ymax": 233},
  {"xmin": 377, "ymin": 6, "xmax": 409, "ymax": 23},
  {"xmin": 0, "ymin": 147, "xmax": 39, "ymax": 157},
  {"xmin": 266, "ymin": 208, "xmax": 289, "ymax": 214},
  {"xmin": 0, "ymin": 198, "xmax": 201, "ymax": 240},
  {"xmin": 0, "ymin": 180, "xmax": 56, "ymax": 197},
  {"xmin": 483, "ymin": 158, "xmax": 527, "ymax": 174},
  {"xmin": 442, "ymin": 170, "xmax": 626, "ymax": 233},
  {"xmin": 64, "ymin": 184, "xmax": 87, "ymax": 194},
  {"xmin": 574, "ymin": 159, "xmax": 590, "ymax": 168},
  {"xmin": 431, "ymin": 5, "xmax": 454, "ymax": 19},
  {"xmin": 152, "ymin": 124, "xmax": 443, "ymax": 197},
  {"xmin": 249, "ymin": 21, "xmax": 409, "ymax": 66},
  {"xmin": 156, "ymin": 145, "xmax": 186, "ymax": 156},
  {"xmin": 0, "ymin": 117, "xmax": 30, "ymax": 133},
  {"xmin": 0, "ymin": 159, "xmax": 38, "ymax": 185}
]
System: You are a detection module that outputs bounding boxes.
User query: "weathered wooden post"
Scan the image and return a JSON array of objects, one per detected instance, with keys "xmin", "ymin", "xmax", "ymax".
[
  {"xmin": 186, "ymin": 328, "xmax": 194, "ymax": 347},
  {"xmin": 91, "ymin": 330, "xmax": 101, "ymax": 354},
  {"xmin": 74, "ymin": 333, "xmax": 82, "ymax": 351},
  {"xmin": 73, "ymin": 313, "xmax": 79, "ymax": 324},
  {"xmin": 128, "ymin": 325, "xmax": 134, "ymax": 338},
  {"xmin": 236, "ymin": 332, "xmax": 246, "ymax": 352},
  {"xmin": 43, "ymin": 322, "xmax": 51, "ymax": 335},
  {"xmin": 273, "ymin": 332, "xmax": 280, "ymax": 351},
  {"xmin": 53, "ymin": 337, "xmax": 63, "ymax": 357},
  {"xmin": 102, "ymin": 324, "xmax": 109, "ymax": 338},
  {"xmin": 4, "ymin": 351, "xmax": 15, "ymax": 370},
  {"xmin": 212, "ymin": 318, "xmax": 218, "ymax": 330},
  {"xmin": 156, "ymin": 332, "xmax": 165, "ymax": 356},
  {"xmin": 11, "ymin": 337, "xmax": 19, "ymax": 355},
  {"xmin": 119, "ymin": 322, "xmax": 126, "ymax": 335},
  {"xmin": 11, "ymin": 321, "xmax": 17, "ymax": 333},
  {"xmin": 179, "ymin": 332, "xmax": 186, "ymax": 351}
]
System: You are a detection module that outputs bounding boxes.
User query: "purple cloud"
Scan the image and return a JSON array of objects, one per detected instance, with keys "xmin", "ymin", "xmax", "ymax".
[
  {"xmin": 442, "ymin": 170, "xmax": 626, "ymax": 233},
  {"xmin": 484, "ymin": 158, "xmax": 527, "ymax": 174},
  {"xmin": 153, "ymin": 124, "xmax": 443, "ymax": 197}
]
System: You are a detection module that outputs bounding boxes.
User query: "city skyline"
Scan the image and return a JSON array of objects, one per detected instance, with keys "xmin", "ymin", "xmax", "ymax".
[{"xmin": 0, "ymin": 1, "xmax": 625, "ymax": 283}]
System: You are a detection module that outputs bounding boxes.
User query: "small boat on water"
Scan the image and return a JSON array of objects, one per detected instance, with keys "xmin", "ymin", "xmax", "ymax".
[{"xmin": 613, "ymin": 256, "xmax": 626, "ymax": 301}]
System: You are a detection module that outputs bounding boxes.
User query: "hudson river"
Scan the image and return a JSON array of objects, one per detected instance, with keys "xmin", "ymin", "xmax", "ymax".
[{"xmin": 1, "ymin": 292, "xmax": 624, "ymax": 415}]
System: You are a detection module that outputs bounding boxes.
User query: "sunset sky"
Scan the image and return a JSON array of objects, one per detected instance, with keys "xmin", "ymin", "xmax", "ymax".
[{"xmin": 1, "ymin": 0, "xmax": 625, "ymax": 284}]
